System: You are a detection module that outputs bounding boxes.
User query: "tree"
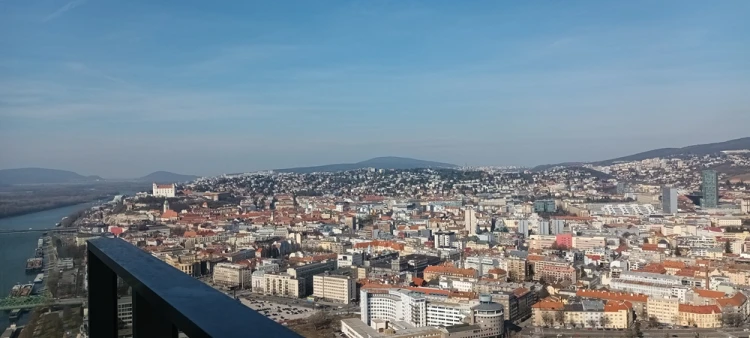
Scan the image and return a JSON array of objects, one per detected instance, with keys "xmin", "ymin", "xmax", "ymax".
[
  {"xmin": 569, "ymin": 320, "xmax": 576, "ymax": 329},
  {"xmin": 648, "ymin": 316, "xmax": 660, "ymax": 328},
  {"xmin": 634, "ymin": 321, "xmax": 644, "ymax": 338},
  {"xmin": 555, "ymin": 310, "xmax": 565, "ymax": 326},
  {"xmin": 725, "ymin": 240, "xmax": 732, "ymax": 254},
  {"xmin": 171, "ymin": 226, "xmax": 187, "ymax": 237},
  {"xmin": 542, "ymin": 312, "xmax": 554, "ymax": 327},
  {"xmin": 308, "ymin": 311, "xmax": 332, "ymax": 329},
  {"xmin": 600, "ymin": 315, "xmax": 611, "ymax": 328},
  {"xmin": 587, "ymin": 319, "xmax": 597, "ymax": 328},
  {"xmin": 722, "ymin": 312, "xmax": 743, "ymax": 327}
]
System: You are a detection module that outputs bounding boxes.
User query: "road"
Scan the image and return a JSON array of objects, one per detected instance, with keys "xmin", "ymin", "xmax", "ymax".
[{"xmin": 528, "ymin": 327, "xmax": 750, "ymax": 338}]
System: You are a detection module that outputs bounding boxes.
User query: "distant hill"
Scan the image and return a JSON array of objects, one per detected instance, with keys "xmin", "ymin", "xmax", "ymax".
[
  {"xmin": 533, "ymin": 137, "xmax": 750, "ymax": 170},
  {"xmin": 138, "ymin": 171, "xmax": 199, "ymax": 183},
  {"xmin": 276, "ymin": 157, "xmax": 458, "ymax": 174},
  {"xmin": 593, "ymin": 137, "xmax": 750, "ymax": 165},
  {"xmin": 0, "ymin": 168, "xmax": 103, "ymax": 185}
]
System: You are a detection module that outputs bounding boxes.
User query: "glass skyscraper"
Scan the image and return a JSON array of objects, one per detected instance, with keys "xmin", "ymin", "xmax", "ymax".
[{"xmin": 701, "ymin": 169, "xmax": 719, "ymax": 208}]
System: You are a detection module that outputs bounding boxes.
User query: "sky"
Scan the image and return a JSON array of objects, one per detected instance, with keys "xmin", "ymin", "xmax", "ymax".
[{"xmin": 1, "ymin": 0, "xmax": 749, "ymax": 177}]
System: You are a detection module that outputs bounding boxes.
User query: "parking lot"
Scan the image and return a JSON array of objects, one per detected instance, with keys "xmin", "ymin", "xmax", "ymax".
[{"xmin": 240, "ymin": 297, "xmax": 317, "ymax": 323}]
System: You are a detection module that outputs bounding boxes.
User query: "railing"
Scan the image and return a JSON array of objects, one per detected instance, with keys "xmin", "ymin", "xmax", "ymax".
[{"xmin": 87, "ymin": 237, "xmax": 304, "ymax": 338}]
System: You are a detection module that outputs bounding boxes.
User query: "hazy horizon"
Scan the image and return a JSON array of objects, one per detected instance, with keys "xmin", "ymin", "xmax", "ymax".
[{"xmin": 2, "ymin": 1, "xmax": 749, "ymax": 177}]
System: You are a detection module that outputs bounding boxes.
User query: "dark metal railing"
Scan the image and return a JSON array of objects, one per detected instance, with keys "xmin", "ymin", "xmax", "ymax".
[{"xmin": 87, "ymin": 237, "xmax": 303, "ymax": 338}]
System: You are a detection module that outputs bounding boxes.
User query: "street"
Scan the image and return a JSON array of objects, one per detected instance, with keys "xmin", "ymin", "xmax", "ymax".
[{"xmin": 527, "ymin": 327, "xmax": 750, "ymax": 338}]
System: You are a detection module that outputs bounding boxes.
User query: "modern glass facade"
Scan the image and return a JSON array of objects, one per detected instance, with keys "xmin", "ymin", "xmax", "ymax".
[{"xmin": 701, "ymin": 170, "xmax": 718, "ymax": 208}]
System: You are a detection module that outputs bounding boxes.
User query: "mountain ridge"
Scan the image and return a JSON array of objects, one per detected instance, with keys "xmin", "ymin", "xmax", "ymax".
[
  {"xmin": 533, "ymin": 136, "xmax": 750, "ymax": 170},
  {"xmin": 0, "ymin": 168, "xmax": 199, "ymax": 185},
  {"xmin": 276, "ymin": 156, "xmax": 458, "ymax": 174},
  {"xmin": 137, "ymin": 171, "xmax": 199, "ymax": 183},
  {"xmin": 0, "ymin": 168, "xmax": 103, "ymax": 185}
]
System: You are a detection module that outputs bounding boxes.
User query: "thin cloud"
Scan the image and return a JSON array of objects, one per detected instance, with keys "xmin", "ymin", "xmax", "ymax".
[{"xmin": 43, "ymin": 0, "xmax": 87, "ymax": 22}]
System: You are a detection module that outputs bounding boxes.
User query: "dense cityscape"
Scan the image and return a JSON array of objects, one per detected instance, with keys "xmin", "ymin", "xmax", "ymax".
[{"xmin": 3, "ymin": 149, "xmax": 750, "ymax": 338}]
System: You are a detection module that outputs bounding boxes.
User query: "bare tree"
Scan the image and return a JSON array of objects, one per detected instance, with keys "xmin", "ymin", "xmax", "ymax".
[
  {"xmin": 542, "ymin": 312, "xmax": 554, "ymax": 327},
  {"xmin": 587, "ymin": 319, "xmax": 598, "ymax": 328},
  {"xmin": 648, "ymin": 316, "xmax": 660, "ymax": 328},
  {"xmin": 599, "ymin": 315, "xmax": 611, "ymax": 328},
  {"xmin": 554, "ymin": 310, "xmax": 565, "ymax": 326}
]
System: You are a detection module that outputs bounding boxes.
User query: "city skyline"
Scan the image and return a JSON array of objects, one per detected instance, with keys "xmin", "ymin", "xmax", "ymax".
[{"xmin": 1, "ymin": 1, "xmax": 749, "ymax": 177}]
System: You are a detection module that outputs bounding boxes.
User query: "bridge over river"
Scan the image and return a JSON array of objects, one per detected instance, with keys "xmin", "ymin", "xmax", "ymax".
[
  {"xmin": 0, "ymin": 296, "xmax": 86, "ymax": 311},
  {"xmin": 0, "ymin": 228, "xmax": 79, "ymax": 235}
]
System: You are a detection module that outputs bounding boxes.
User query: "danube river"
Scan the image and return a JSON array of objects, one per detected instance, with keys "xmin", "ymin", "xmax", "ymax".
[{"xmin": 0, "ymin": 202, "xmax": 99, "ymax": 330}]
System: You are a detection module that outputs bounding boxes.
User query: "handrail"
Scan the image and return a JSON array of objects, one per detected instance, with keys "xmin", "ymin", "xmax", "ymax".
[{"xmin": 87, "ymin": 237, "xmax": 303, "ymax": 338}]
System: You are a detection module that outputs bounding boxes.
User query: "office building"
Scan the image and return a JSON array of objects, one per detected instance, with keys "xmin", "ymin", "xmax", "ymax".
[
  {"xmin": 701, "ymin": 170, "xmax": 719, "ymax": 208},
  {"xmin": 313, "ymin": 273, "xmax": 357, "ymax": 304},
  {"xmin": 534, "ymin": 200, "xmax": 556, "ymax": 213},
  {"xmin": 359, "ymin": 288, "xmax": 503, "ymax": 336},
  {"xmin": 337, "ymin": 253, "xmax": 365, "ymax": 269},
  {"xmin": 287, "ymin": 260, "xmax": 336, "ymax": 297},
  {"xmin": 213, "ymin": 262, "xmax": 252, "ymax": 289},
  {"xmin": 662, "ymin": 186, "xmax": 678, "ymax": 214}
]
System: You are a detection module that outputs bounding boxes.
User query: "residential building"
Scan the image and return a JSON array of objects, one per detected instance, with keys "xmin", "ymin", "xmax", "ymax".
[
  {"xmin": 423, "ymin": 265, "xmax": 477, "ymax": 281},
  {"xmin": 678, "ymin": 304, "xmax": 722, "ymax": 328},
  {"xmin": 534, "ymin": 260, "xmax": 576, "ymax": 283},
  {"xmin": 435, "ymin": 231, "xmax": 456, "ymax": 248},
  {"xmin": 213, "ymin": 262, "xmax": 252, "ymax": 289},
  {"xmin": 313, "ymin": 273, "xmax": 357, "ymax": 304},
  {"xmin": 647, "ymin": 297, "xmax": 680, "ymax": 325},
  {"xmin": 465, "ymin": 207, "xmax": 477, "ymax": 234},
  {"xmin": 506, "ymin": 257, "xmax": 527, "ymax": 282},
  {"xmin": 262, "ymin": 273, "xmax": 305, "ymax": 298}
]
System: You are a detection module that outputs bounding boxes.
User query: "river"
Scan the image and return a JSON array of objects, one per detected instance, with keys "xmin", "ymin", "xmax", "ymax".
[{"xmin": 0, "ymin": 201, "xmax": 100, "ymax": 330}]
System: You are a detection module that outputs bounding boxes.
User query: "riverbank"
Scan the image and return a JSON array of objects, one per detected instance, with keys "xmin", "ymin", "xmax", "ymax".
[
  {"xmin": 0, "ymin": 202, "xmax": 97, "ymax": 331},
  {"xmin": 0, "ymin": 198, "xmax": 107, "ymax": 220},
  {"xmin": 0, "ymin": 182, "xmax": 149, "ymax": 219}
]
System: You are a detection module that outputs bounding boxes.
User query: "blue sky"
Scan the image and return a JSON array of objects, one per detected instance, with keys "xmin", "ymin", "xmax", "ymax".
[{"xmin": 1, "ymin": 0, "xmax": 749, "ymax": 177}]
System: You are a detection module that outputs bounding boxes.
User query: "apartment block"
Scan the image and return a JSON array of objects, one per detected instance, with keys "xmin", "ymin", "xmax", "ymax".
[
  {"xmin": 213, "ymin": 262, "xmax": 252, "ymax": 289},
  {"xmin": 263, "ymin": 273, "xmax": 305, "ymax": 298},
  {"xmin": 313, "ymin": 273, "xmax": 357, "ymax": 304}
]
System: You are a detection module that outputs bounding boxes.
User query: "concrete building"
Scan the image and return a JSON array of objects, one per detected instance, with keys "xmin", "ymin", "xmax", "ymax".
[
  {"xmin": 359, "ymin": 288, "xmax": 504, "ymax": 337},
  {"xmin": 152, "ymin": 183, "xmax": 176, "ymax": 198},
  {"xmin": 287, "ymin": 260, "xmax": 336, "ymax": 297},
  {"xmin": 338, "ymin": 253, "xmax": 365, "ymax": 269},
  {"xmin": 213, "ymin": 262, "xmax": 252, "ymax": 289},
  {"xmin": 262, "ymin": 273, "xmax": 305, "ymax": 298},
  {"xmin": 464, "ymin": 207, "xmax": 477, "ymax": 234},
  {"xmin": 647, "ymin": 297, "xmax": 680, "ymax": 325},
  {"xmin": 313, "ymin": 273, "xmax": 357, "ymax": 304},
  {"xmin": 534, "ymin": 200, "xmax": 556, "ymax": 213},
  {"xmin": 464, "ymin": 256, "xmax": 498, "ymax": 276},
  {"xmin": 435, "ymin": 231, "xmax": 456, "ymax": 248},
  {"xmin": 662, "ymin": 186, "xmax": 678, "ymax": 214},
  {"xmin": 534, "ymin": 260, "xmax": 576, "ymax": 283},
  {"xmin": 741, "ymin": 198, "xmax": 750, "ymax": 214},
  {"xmin": 610, "ymin": 272, "xmax": 689, "ymax": 302},
  {"xmin": 506, "ymin": 257, "xmax": 528, "ymax": 282}
]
